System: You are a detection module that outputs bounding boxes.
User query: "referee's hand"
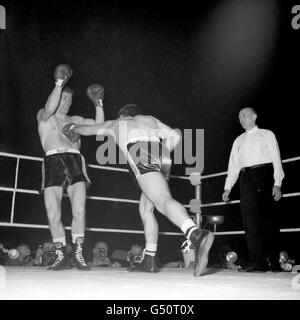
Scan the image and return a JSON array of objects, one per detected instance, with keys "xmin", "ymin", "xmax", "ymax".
[
  {"xmin": 272, "ymin": 185, "xmax": 282, "ymax": 201},
  {"xmin": 222, "ymin": 189, "xmax": 230, "ymax": 202}
]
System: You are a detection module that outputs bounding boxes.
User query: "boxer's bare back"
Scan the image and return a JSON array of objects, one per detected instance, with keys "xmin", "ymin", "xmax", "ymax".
[{"xmin": 81, "ymin": 115, "xmax": 175, "ymax": 155}]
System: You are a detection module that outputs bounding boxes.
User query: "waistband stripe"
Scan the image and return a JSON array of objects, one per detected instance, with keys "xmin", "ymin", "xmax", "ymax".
[{"xmin": 46, "ymin": 148, "xmax": 80, "ymax": 156}]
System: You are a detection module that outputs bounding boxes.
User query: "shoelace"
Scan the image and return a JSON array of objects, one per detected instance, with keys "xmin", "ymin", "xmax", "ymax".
[
  {"xmin": 141, "ymin": 249, "xmax": 146, "ymax": 262},
  {"xmin": 75, "ymin": 244, "xmax": 87, "ymax": 266},
  {"xmin": 181, "ymin": 240, "xmax": 194, "ymax": 253},
  {"xmin": 51, "ymin": 249, "xmax": 64, "ymax": 266}
]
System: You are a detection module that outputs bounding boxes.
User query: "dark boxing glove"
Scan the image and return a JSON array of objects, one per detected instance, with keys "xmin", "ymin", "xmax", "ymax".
[
  {"xmin": 54, "ymin": 64, "xmax": 73, "ymax": 87},
  {"xmin": 87, "ymin": 84, "xmax": 104, "ymax": 107},
  {"xmin": 62, "ymin": 123, "xmax": 80, "ymax": 143}
]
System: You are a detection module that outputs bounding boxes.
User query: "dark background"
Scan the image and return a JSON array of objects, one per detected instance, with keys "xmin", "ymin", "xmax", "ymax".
[{"xmin": 0, "ymin": 0, "xmax": 299, "ymax": 263}]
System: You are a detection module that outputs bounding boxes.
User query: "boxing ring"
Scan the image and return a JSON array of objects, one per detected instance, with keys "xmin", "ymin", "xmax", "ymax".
[{"xmin": 0, "ymin": 151, "xmax": 300, "ymax": 300}]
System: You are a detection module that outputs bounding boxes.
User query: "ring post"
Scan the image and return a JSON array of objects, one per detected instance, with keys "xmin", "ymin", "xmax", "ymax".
[{"xmin": 189, "ymin": 172, "xmax": 202, "ymax": 227}]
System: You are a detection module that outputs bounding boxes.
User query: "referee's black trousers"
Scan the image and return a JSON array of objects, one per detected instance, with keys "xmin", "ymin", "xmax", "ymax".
[{"xmin": 239, "ymin": 163, "xmax": 280, "ymax": 267}]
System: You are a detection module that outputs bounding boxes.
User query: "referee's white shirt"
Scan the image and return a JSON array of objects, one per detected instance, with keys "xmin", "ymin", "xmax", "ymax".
[{"xmin": 224, "ymin": 126, "xmax": 285, "ymax": 191}]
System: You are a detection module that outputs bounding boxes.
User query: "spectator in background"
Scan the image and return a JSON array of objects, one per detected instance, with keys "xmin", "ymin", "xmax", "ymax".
[
  {"xmin": 5, "ymin": 243, "xmax": 34, "ymax": 266},
  {"xmin": 127, "ymin": 244, "xmax": 144, "ymax": 268},
  {"xmin": 42, "ymin": 241, "xmax": 56, "ymax": 266},
  {"xmin": 33, "ymin": 244, "xmax": 44, "ymax": 266},
  {"xmin": 33, "ymin": 241, "xmax": 57, "ymax": 266},
  {"xmin": 17, "ymin": 244, "xmax": 34, "ymax": 266},
  {"xmin": 0, "ymin": 242, "xmax": 8, "ymax": 265},
  {"xmin": 88, "ymin": 241, "xmax": 112, "ymax": 267},
  {"xmin": 110, "ymin": 248, "xmax": 130, "ymax": 267}
]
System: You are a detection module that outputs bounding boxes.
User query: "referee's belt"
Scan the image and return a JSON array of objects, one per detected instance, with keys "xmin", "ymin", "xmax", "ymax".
[
  {"xmin": 241, "ymin": 162, "xmax": 272, "ymax": 171},
  {"xmin": 46, "ymin": 148, "xmax": 80, "ymax": 156}
]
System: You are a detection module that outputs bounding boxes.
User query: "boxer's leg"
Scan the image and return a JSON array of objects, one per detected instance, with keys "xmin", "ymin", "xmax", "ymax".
[
  {"xmin": 139, "ymin": 192, "xmax": 158, "ymax": 246},
  {"xmin": 137, "ymin": 172, "xmax": 214, "ymax": 276},
  {"xmin": 44, "ymin": 186, "xmax": 65, "ymax": 241},
  {"xmin": 44, "ymin": 186, "xmax": 71, "ymax": 270},
  {"xmin": 128, "ymin": 193, "xmax": 158, "ymax": 272},
  {"xmin": 67, "ymin": 181, "xmax": 89, "ymax": 270},
  {"xmin": 67, "ymin": 181, "xmax": 86, "ymax": 237},
  {"xmin": 137, "ymin": 171, "xmax": 191, "ymax": 226}
]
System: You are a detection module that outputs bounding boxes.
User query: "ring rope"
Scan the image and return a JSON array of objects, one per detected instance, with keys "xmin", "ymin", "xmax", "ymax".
[
  {"xmin": 201, "ymin": 156, "xmax": 300, "ymax": 180},
  {"xmin": 0, "ymin": 222, "xmax": 299, "ymax": 236},
  {"xmin": 0, "ymin": 151, "xmax": 299, "ymax": 235},
  {"xmin": 10, "ymin": 157, "xmax": 20, "ymax": 223},
  {"xmin": 0, "ymin": 151, "xmax": 189, "ymax": 180},
  {"xmin": 0, "ymin": 222, "xmax": 183, "ymax": 236},
  {"xmin": 0, "ymin": 187, "xmax": 189, "ymax": 206}
]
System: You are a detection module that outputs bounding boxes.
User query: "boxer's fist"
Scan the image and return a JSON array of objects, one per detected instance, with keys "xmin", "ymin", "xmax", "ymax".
[
  {"xmin": 62, "ymin": 123, "xmax": 80, "ymax": 143},
  {"xmin": 54, "ymin": 64, "xmax": 73, "ymax": 87},
  {"xmin": 87, "ymin": 84, "xmax": 104, "ymax": 107}
]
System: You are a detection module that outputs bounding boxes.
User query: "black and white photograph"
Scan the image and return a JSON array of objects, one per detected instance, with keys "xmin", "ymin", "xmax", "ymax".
[{"xmin": 0, "ymin": 0, "xmax": 300, "ymax": 304}]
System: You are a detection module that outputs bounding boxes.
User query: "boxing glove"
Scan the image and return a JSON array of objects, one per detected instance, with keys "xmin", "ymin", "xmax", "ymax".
[
  {"xmin": 87, "ymin": 84, "xmax": 104, "ymax": 107},
  {"xmin": 54, "ymin": 64, "xmax": 73, "ymax": 87},
  {"xmin": 62, "ymin": 123, "xmax": 80, "ymax": 143}
]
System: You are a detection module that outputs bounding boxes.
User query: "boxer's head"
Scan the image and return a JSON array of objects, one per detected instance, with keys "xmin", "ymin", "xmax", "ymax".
[
  {"xmin": 57, "ymin": 87, "xmax": 74, "ymax": 114},
  {"xmin": 117, "ymin": 104, "xmax": 143, "ymax": 118},
  {"xmin": 239, "ymin": 107, "xmax": 257, "ymax": 131}
]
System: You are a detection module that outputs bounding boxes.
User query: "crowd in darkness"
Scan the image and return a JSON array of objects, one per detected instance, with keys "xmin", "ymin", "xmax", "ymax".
[
  {"xmin": 3, "ymin": 237, "xmax": 295, "ymax": 272},
  {"xmin": 0, "ymin": 239, "xmax": 141, "ymax": 268},
  {"xmin": 0, "ymin": 239, "xmax": 185, "ymax": 269}
]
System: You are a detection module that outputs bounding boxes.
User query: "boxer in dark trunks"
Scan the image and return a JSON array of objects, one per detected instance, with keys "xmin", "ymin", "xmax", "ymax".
[
  {"xmin": 63, "ymin": 104, "xmax": 214, "ymax": 276},
  {"xmin": 37, "ymin": 64, "xmax": 104, "ymax": 270},
  {"xmin": 126, "ymin": 138, "xmax": 172, "ymax": 185}
]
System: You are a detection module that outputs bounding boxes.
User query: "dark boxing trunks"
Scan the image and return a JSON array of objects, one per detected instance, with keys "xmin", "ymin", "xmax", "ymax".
[
  {"xmin": 41, "ymin": 148, "xmax": 91, "ymax": 191},
  {"xmin": 126, "ymin": 138, "xmax": 172, "ymax": 181}
]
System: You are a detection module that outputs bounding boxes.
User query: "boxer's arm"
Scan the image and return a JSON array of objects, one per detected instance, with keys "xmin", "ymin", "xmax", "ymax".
[
  {"xmin": 85, "ymin": 84, "xmax": 105, "ymax": 124},
  {"xmin": 37, "ymin": 64, "xmax": 73, "ymax": 122},
  {"xmin": 72, "ymin": 106, "xmax": 104, "ymax": 125},
  {"xmin": 70, "ymin": 84, "xmax": 105, "ymax": 125},
  {"xmin": 155, "ymin": 118, "xmax": 181, "ymax": 152},
  {"xmin": 71, "ymin": 115, "xmax": 95, "ymax": 126},
  {"xmin": 72, "ymin": 120, "xmax": 114, "ymax": 136},
  {"xmin": 36, "ymin": 86, "xmax": 63, "ymax": 122},
  {"xmin": 95, "ymin": 105, "xmax": 105, "ymax": 124}
]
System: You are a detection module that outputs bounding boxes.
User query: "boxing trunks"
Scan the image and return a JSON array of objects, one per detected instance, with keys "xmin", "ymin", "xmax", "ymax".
[
  {"xmin": 125, "ymin": 137, "xmax": 172, "ymax": 181},
  {"xmin": 41, "ymin": 148, "xmax": 91, "ymax": 191}
]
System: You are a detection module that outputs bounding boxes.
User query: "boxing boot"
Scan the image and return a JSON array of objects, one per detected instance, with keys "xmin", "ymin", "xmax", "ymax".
[
  {"xmin": 189, "ymin": 228, "xmax": 215, "ymax": 277},
  {"xmin": 47, "ymin": 242, "xmax": 72, "ymax": 270},
  {"xmin": 72, "ymin": 237, "xmax": 90, "ymax": 271}
]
